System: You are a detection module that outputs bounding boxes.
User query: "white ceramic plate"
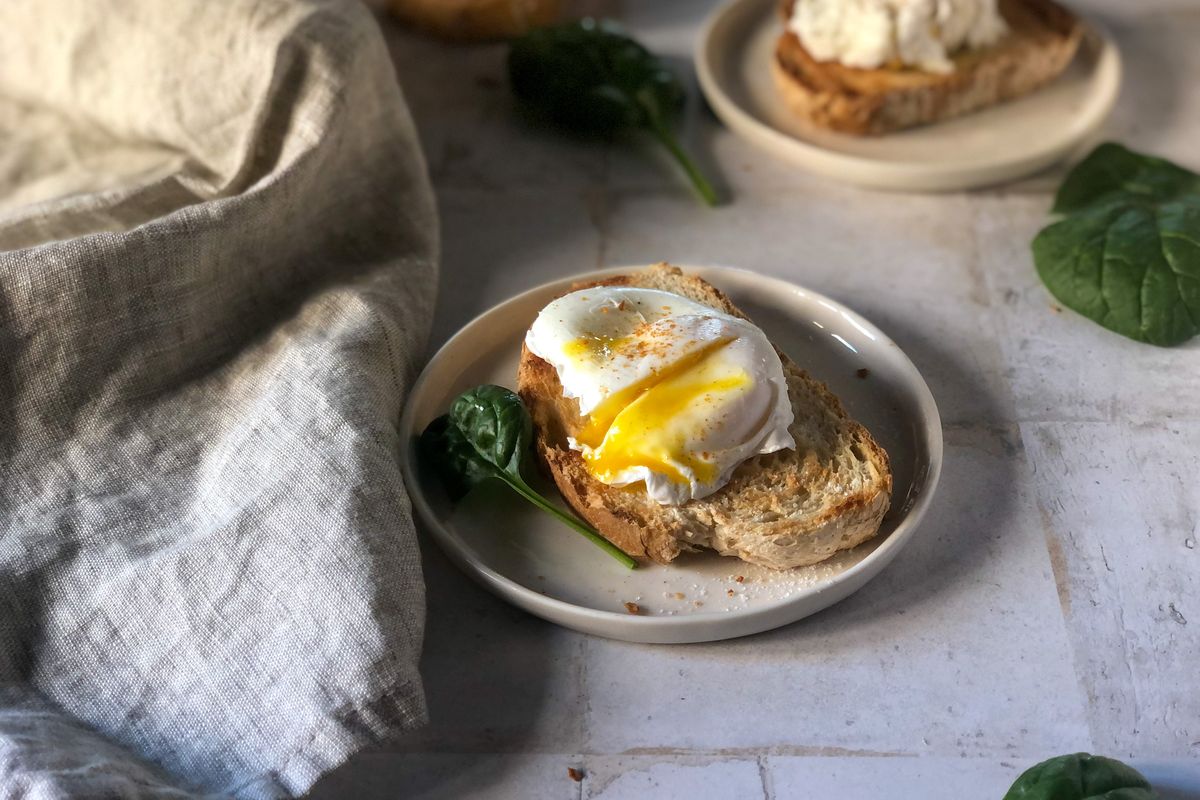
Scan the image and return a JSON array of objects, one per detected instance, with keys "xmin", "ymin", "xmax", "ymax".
[
  {"xmin": 695, "ymin": 0, "xmax": 1122, "ymax": 191},
  {"xmin": 399, "ymin": 267, "xmax": 942, "ymax": 643}
]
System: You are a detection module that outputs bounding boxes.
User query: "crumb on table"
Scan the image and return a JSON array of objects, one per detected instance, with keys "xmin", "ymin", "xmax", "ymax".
[
  {"xmin": 623, "ymin": 602, "xmax": 641, "ymax": 615},
  {"xmin": 567, "ymin": 767, "xmax": 583, "ymax": 782}
]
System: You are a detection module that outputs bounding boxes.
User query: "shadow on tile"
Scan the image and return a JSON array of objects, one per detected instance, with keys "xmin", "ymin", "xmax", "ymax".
[
  {"xmin": 307, "ymin": 752, "xmax": 580, "ymax": 800},
  {"xmin": 1141, "ymin": 760, "xmax": 1200, "ymax": 800},
  {"xmin": 732, "ymin": 304, "xmax": 1025, "ymax": 644},
  {"xmin": 308, "ymin": 539, "xmax": 580, "ymax": 797},
  {"xmin": 405, "ymin": 537, "xmax": 580, "ymax": 750}
]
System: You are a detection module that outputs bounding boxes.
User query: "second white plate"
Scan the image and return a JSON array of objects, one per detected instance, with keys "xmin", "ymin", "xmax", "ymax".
[
  {"xmin": 400, "ymin": 267, "xmax": 942, "ymax": 644},
  {"xmin": 695, "ymin": 0, "xmax": 1122, "ymax": 191}
]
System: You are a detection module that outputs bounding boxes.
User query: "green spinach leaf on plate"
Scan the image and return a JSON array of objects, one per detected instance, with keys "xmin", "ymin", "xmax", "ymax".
[
  {"xmin": 1033, "ymin": 142, "xmax": 1200, "ymax": 346},
  {"xmin": 421, "ymin": 384, "xmax": 637, "ymax": 569}
]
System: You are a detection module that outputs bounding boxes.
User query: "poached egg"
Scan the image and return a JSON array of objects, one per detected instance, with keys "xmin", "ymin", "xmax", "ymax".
[{"xmin": 525, "ymin": 286, "xmax": 795, "ymax": 505}]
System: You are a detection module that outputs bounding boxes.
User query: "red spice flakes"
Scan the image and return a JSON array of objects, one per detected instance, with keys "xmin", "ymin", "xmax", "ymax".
[
  {"xmin": 735, "ymin": 575, "xmax": 745, "ymax": 583},
  {"xmin": 623, "ymin": 602, "xmax": 641, "ymax": 615},
  {"xmin": 567, "ymin": 767, "xmax": 584, "ymax": 782},
  {"xmin": 726, "ymin": 589, "xmax": 735, "ymax": 597}
]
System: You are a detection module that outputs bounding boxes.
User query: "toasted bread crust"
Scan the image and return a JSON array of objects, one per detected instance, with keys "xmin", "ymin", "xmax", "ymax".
[
  {"xmin": 773, "ymin": 0, "xmax": 1083, "ymax": 135},
  {"xmin": 517, "ymin": 264, "xmax": 892, "ymax": 570}
]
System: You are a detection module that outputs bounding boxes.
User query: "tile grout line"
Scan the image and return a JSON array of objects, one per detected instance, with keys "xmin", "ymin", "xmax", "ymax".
[
  {"xmin": 965, "ymin": 195, "xmax": 1097, "ymax": 752},
  {"xmin": 945, "ymin": 418, "xmax": 1200, "ymax": 428},
  {"xmin": 757, "ymin": 754, "xmax": 775, "ymax": 800},
  {"xmin": 579, "ymin": 635, "xmax": 592, "ymax": 755},
  {"xmin": 962, "ymin": 194, "xmax": 1029, "ymax": 428},
  {"xmin": 577, "ymin": 634, "xmax": 591, "ymax": 800}
]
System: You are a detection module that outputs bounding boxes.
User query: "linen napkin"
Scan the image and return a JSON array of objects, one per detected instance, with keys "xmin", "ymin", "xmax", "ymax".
[{"xmin": 0, "ymin": 0, "xmax": 437, "ymax": 796}]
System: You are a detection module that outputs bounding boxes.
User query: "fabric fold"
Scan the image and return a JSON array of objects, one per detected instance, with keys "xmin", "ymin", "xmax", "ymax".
[{"xmin": 0, "ymin": 0, "xmax": 436, "ymax": 796}]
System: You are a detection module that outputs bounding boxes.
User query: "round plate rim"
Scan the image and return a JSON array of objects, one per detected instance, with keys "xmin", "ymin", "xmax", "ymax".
[
  {"xmin": 399, "ymin": 266, "xmax": 944, "ymax": 641},
  {"xmin": 693, "ymin": 0, "xmax": 1123, "ymax": 192}
]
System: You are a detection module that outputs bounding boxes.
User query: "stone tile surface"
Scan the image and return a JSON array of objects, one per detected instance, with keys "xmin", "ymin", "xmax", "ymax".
[
  {"xmin": 388, "ymin": 544, "xmax": 587, "ymax": 754},
  {"xmin": 430, "ymin": 188, "xmax": 603, "ymax": 346},
  {"xmin": 308, "ymin": 753, "xmax": 583, "ymax": 800},
  {"xmin": 1021, "ymin": 421, "xmax": 1200, "ymax": 758},
  {"xmin": 384, "ymin": 32, "xmax": 605, "ymax": 193},
  {"xmin": 582, "ymin": 427, "xmax": 1091, "ymax": 757},
  {"xmin": 971, "ymin": 195, "xmax": 1200, "ymax": 425},
  {"xmin": 582, "ymin": 756, "xmax": 764, "ymax": 800},
  {"xmin": 770, "ymin": 757, "xmax": 1200, "ymax": 800},
  {"xmin": 317, "ymin": 1, "xmax": 1200, "ymax": 796},
  {"xmin": 1095, "ymin": 7, "xmax": 1200, "ymax": 164},
  {"xmin": 601, "ymin": 187, "xmax": 1016, "ymax": 427},
  {"xmin": 768, "ymin": 757, "xmax": 1024, "ymax": 799},
  {"xmin": 1135, "ymin": 761, "xmax": 1200, "ymax": 800}
]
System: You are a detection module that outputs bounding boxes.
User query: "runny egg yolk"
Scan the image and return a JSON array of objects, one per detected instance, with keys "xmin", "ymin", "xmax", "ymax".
[{"xmin": 571, "ymin": 338, "xmax": 752, "ymax": 487}]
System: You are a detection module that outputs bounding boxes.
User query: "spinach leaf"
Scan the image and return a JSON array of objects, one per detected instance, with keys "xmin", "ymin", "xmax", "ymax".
[
  {"xmin": 1003, "ymin": 753, "xmax": 1157, "ymax": 800},
  {"xmin": 1033, "ymin": 143, "xmax": 1200, "ymax": 346},
  {"xmin": 420, "ymin": 385, "xmax": 637, "ymax": 569},
  {"xmin": 508, "ymin": 18, "xmax": 718, "ymax": 206}
]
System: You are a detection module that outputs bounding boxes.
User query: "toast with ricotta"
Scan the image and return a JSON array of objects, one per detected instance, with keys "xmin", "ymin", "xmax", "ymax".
[
  {"xmin": 517, "ymin": 263, "xmax": 892, "ymax": 570},
  {"xmin": 773, "ymin": 0, "xmax": 1083, "ymax": 135}
]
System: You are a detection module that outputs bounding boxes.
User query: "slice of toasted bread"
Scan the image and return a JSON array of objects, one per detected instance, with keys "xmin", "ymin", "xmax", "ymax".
[
  {"xmin": 516, "ymin": 264, "xmax": 892, "ymax": 570},
  {"xmin": 773, "ymin": 0, "xmax": 1083, "ymax": 135}
]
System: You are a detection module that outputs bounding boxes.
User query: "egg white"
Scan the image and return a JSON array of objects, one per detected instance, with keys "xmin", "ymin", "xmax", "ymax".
[{"xmin": 525, "ymin": 286, "xmax": 795, "ymax": 505}]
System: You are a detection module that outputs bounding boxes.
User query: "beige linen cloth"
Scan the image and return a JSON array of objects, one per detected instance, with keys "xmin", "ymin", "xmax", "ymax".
[{"xmin": 0, "ymin": 0, "xmax": 437, "ymax": 796}]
